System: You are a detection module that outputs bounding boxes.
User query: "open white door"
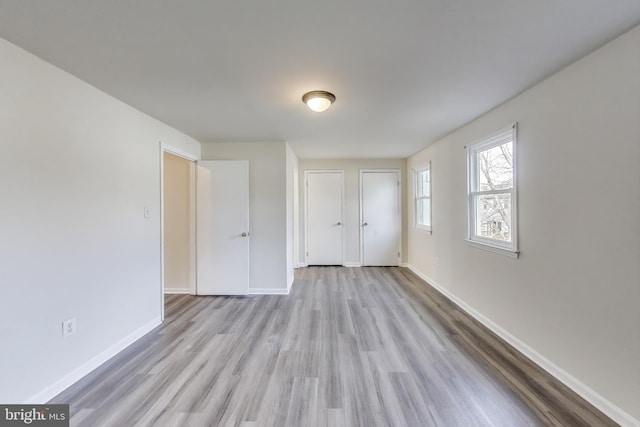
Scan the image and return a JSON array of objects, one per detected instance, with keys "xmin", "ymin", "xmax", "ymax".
[
  {"xmin": 361, "ymin": 170, "xmax": 401, "ymax": 266},
  {"xmin": 196, "ymin": 160, "xmax": 250, "ymax": 295}
]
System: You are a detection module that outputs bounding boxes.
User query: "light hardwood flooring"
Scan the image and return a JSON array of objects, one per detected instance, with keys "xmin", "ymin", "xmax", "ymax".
[{"xmin": 51, "ymin": 267, "xmax": 616, "ymax": 426}]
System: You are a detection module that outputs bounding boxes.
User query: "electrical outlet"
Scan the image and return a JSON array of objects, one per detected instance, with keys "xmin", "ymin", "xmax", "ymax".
[
  {"xmin": 436, "ymin": 256, "xmax": 441, "ymax": 266},
  {"xmin": 62, "ymin": 318, "xmax": 77, "ymax": 337}
]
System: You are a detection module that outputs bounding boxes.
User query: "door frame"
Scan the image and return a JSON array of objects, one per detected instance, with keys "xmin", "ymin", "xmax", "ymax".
[
  {"xmin": 359, "ymin": 169, "xmax": 402, "ymax": 267},
  {"xmin": 160, "ymin": 142, "xmax": 198, "ymax": 321},
  {"xmin": 303, "ymin": 169, "xmax": 345, "ymax": 266}
]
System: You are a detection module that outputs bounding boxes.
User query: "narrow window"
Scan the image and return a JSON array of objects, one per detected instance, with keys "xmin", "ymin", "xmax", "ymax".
[
  {"xmin": 467, "ymin": 124, "xmax": 518, "ymax": 257},
  {"xmin": 414, "ymin": 161, "xmax": 431, "ymax": 232}
]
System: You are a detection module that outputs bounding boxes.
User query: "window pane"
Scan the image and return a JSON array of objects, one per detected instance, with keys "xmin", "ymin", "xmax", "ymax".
[
  {"xmin": 416, "ymin": 170, "xmax": 430, "ymax": 197},
  {"xmin": 477, "ymin": 142, "xmax": 513, "ymax": 191},
  {"xmin": 417, "ymin": 198, "xmax": 431, "ymax": 226},
  {"xmin": 474, "ymin": 193, "xmax": 511, "ymax": 241},
  {"xmin": 423, "ymin": 170, "xmax": 430, "ymax": 197}
]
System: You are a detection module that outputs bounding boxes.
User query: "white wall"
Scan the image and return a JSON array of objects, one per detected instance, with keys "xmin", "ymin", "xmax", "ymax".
[
  {"xmin": 201, "ymin": 142, "xmax": 291, "ymax": 293},
  {"xmin": 299, "ymin": 159, "xmax": 407, "ymax": 266},
  {"xmin": 0, "ymin": 37, "xmax": 201, "ymax": 402},
  {"xmin": 406, "ymin": 26, "xmax": 640, "ymax": 425}
]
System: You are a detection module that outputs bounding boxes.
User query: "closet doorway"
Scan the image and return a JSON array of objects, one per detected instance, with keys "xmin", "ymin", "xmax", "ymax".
[{"xmin": 161, "ymin": 146, "xmax": 197, "ymax": 321}]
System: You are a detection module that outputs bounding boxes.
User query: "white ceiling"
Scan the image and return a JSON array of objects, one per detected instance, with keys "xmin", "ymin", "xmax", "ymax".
[{"xmin": 1, "ymin": 1, "xmax": 639, "ymax": 159}]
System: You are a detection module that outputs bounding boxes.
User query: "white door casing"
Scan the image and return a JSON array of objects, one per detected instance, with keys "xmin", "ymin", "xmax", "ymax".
[
  {"xmin": 305, "ymin": 170, "xmax": 344, "ymax": 265},
  {"xmin": 361, "ymin": 170, "xmax": 401, "ymax": 266},
  {"xmin": 196, "ymin": 160, "xmax": 250, "ymax": 295}
]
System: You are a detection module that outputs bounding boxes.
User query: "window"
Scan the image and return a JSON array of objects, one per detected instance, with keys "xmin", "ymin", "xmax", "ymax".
[
  {"xmin": 414, "ymin": 162, "xmax": 431, "ymax": 232},
  {"xmin": 466, "ymin": 124, "xmax": 518, "ymax": 257}
]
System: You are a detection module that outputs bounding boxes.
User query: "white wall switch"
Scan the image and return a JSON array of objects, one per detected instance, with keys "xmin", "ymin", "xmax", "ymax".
[{"xmin": 144, "ymin": 207, "xmax": 150, "ymax": 218}]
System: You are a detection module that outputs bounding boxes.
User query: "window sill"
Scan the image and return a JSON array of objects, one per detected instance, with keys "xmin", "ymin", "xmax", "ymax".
[
  {"xmin": 465, "ymin": 239, "xmax": 519, "ymax": 258},
  {"xmin": 414, "ymin": 225, "xmax": 432, "ymax": 235}
]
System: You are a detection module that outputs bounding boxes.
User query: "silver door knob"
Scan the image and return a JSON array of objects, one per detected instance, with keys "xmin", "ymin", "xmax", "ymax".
[
  {"xmin": 363, "ymin": 222, "xmax": 368, "ymax": 227},
  {"xmin": 241, "ymin": 232, "xmax": 249, "ymax": 237}
]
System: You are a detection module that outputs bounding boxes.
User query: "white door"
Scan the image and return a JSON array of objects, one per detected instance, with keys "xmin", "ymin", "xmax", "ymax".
[
  {"xmin": 361, "ymin": 170, "xmax": 401, "ymax": 266},
  {"xmin": 196, "ymin": 160, "xmax": 250, "ymax": 295},
  {"xmin": 305, "ymin": 171, "xmax": 343, "ymax": 265}
]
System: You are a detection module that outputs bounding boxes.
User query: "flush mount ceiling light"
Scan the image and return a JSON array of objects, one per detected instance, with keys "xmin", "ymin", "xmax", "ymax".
[{"xmin": 302, "ymin": 90, "xmax": 336, "ymax": 112}]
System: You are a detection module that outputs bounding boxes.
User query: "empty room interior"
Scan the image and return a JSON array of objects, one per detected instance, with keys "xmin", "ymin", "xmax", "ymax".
[{"xmin": 1, "ymin": 1, "xmax": 639, "ymax": 426}]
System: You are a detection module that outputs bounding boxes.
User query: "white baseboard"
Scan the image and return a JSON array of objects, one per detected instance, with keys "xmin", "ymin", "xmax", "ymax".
[
  {"xmin": 403, "ymin": 264, "xmax": 639, "ymax": 427},
  {"xmin": 343, "ymin": 262, "xmax": 362, "ymax": 268},
  {"xmin": 27, "ymin": 317, "xmax": 161, "ymax": 404},
  {"xmin": 296, "ymin": 263, "xmax": 308, "ymax": 268},
  {"xmin": 164, "ymin": 288, "xmax": 191, "ymax": 294},
  {"xmin": 248, "ymin": 288, "xmax": 289, "ymax": 295}
]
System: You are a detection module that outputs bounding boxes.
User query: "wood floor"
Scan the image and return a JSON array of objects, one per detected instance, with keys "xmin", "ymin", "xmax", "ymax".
[{"xmin": 51, "ymin": 267, "xmax": 616, "ymax": 426}]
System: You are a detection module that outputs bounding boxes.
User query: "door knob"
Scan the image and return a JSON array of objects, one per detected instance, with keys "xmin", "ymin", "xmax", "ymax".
[
  {"xmin": 336, "ymin": 222, "xmax": 342, "ymax": 226},
  {"xmin": 241, "ymin": 232, "xmax": 249, "ymax": 237},
  {"xmin": 363, "ymin": 222, "xmax": 368, "ymax": 227}
]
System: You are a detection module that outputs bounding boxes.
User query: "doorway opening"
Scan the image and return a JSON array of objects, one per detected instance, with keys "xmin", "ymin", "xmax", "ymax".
[{"xmin": 160, "ymin": 144, "xmax": 198, "ymax": 321}]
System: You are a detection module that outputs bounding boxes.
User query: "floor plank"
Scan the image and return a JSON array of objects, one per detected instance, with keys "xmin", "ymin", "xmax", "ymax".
[{"xmin": 50, "ymin": 267, "xmax": 616, "ymax": 426}]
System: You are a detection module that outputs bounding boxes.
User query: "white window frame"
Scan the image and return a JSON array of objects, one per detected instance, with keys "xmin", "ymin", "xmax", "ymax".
[
  {"xmin": 413, "ymin": 161, "xmax": 432, "ymax": 233},
  {"xmin": 466, "ymin": 124, "xmax": 519, "ymax": 258}
]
